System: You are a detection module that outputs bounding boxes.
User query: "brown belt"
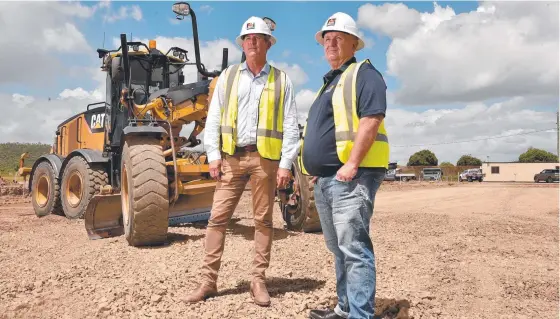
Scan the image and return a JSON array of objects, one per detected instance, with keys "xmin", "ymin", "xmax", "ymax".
[{"xmin": 235, "ymin": 144, "xmax": 257, "ymax": 153}]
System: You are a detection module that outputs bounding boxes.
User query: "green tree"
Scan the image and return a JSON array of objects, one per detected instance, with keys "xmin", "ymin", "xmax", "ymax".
[
  {"xmin": 407, "ymin": 149, "xmax": 438, "ymax": 166},
  {"xmin": 440, "ymin": 161, "xmax": 454, "ymax": 167},
  {"xmin": 518, "ymin": 147, "xmax": 558, "ymax": 163},
  {"xmin": 456, "ymin": 155, "xmax": 482, "ymax": 166}
]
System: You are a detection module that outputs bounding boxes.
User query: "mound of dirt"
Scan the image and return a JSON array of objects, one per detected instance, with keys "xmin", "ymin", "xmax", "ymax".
[{"xmin": 0, "ymin": 184, "xmax": 29, "ymax": 197}]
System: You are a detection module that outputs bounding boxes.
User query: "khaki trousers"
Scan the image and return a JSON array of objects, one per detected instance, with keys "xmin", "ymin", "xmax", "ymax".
[{"xmin": 200, "ymin": 151, "xmax": 279, "ymax": 285}]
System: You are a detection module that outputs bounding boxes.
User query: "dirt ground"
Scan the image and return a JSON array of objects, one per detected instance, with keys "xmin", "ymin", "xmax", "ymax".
[{"xmin": 0, "ymin": 181, "xmax": 558, "ymax": 319}]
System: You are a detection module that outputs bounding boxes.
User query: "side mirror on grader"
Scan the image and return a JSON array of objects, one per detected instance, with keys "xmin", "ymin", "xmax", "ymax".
[
  {"xmin": 27, "ymin": 2, "xmax": 233, "ymax": 247},
  {"xmin": 172, "ymin": 2, "xmax": 190, "ymax": 18}
]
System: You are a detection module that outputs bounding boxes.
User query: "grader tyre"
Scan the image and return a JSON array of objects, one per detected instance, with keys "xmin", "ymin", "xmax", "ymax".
[
  {"xmin": 31, "ymin": 161, "xmax": 63, "ymax": 217},
  {"xmin": 121, "ymin": 136, "xmax": 169, "ymax": 246},
  {"xmin": 61, "ymin": 156, "xmax": 108, "ymax": 219},
  {"xmin": 281, "ymin": 162, "xmax": 322, "ymax": 233}
]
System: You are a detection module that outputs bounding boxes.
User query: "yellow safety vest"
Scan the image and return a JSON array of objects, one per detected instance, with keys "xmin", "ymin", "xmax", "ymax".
[
  {"xmin": 298, "ymin": 59, "xmax": 390, "ymax": 175},
  {"xmin": 220, "ymin": 64, "xmax": 286, "ymax": 160}
]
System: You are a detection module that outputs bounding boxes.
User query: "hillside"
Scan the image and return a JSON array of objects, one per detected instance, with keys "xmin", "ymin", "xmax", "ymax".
[{"xmin": 0, "ymin": 143, "xmax": 51, "ymax": 175}]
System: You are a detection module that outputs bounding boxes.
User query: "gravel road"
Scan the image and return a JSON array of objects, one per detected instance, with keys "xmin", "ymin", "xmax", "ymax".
[{"xmin": 0, "ymin": 182, "xmax": 558, "ymax": 319}]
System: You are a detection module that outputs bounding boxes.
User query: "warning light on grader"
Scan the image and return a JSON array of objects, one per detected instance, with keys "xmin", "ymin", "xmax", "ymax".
[{"xmin": 149, "ymin": 40, "xmax": 156, "ymax": 49}]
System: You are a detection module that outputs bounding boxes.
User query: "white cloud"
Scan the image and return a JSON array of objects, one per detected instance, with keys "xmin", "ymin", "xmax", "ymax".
[
  {"xmin": 358, "ymin": 1, "xmax": 559, "ymax": 105},
  {"xmin": 97, "ymin": 0, "xmax": 111, "ymax": 10},
  {"xmin": 58, "ymin": 1, "xmax": 96, "ymax": 18},
  {"xmin": 58, "ymin": 87, "xmax": 103, "ymax": 101},
  {"xmin": 269, "ymin": 61, "xmax": 309, "ymax": 88},
  {"xmin": 357, "ymin": 30, "xmax": 375, "ymax": 49},
  {"xmin": 384, "ymin": 96, "xmax": 558, "ymax": 164},
  {"xmin": 0, "ymin": 2, "xmax": 93, "ymax": 86},
  {"xmin": 12, "ymin": 94, "xmax": 35, "ymax": 106},
  {"xmin": 199, "ymin": 5, "xmax": 214, "ymax": 14},
  {"xmin": 358, "ymin": 3, "xmax": 422, "ymax": 38},
  {"xmin": 0, "ymin": 92, "xmax": 101, "ymax": 144},
  {"xmin": 43, "ymin": 23, "xmax": 90, "ymax": 53},
  {"xmin": 130, "ymin": 5, "xmax": 142, "ymax": 21},
  {"xmin": 295, "ymin": 89, "xmax": 316, "ymax": 124},
  {"xmin": 103, "ymin": 5, "xmax": 143, "ymax": 22}
]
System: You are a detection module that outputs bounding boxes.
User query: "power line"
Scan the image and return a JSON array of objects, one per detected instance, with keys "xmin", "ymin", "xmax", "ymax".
[{"xmin": 392, "ymin": 127, "xmax": 557, "ymax": 148}]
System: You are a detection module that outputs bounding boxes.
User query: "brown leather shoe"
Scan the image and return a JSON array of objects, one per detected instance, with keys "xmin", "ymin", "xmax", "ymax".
[
  {"xmin": 250, "ymin": 280, "xmax": 271, "ymax": 307},
  {"xmin": 183, "ymin": 282, "xmax": 218, "ymax": 303}
]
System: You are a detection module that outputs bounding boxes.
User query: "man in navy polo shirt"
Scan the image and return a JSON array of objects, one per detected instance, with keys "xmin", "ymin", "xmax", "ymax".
[{"xmin": 301, "ymin": 12, "xmax": 390, "ymax": 319}]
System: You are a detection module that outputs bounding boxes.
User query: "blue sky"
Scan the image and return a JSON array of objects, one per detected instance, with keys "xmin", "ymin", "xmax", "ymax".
[
  {"xmin": 1, "ymin": 1, "xmax": 557, "ymax": 164},
  {"xmin": 1, "ymin": 1, "xmax": 477, "ymax": 101}
]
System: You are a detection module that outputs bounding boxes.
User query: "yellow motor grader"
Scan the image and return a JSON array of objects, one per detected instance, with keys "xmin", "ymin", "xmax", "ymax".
[{"xmin": 28, "ymin": 2, "xmax": 321, "ymax": 247}]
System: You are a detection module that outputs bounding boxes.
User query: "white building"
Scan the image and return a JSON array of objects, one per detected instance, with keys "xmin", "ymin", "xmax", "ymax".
[{"xmin": 481, "ymin": 162, "xmax": 559, "ymax": 182}]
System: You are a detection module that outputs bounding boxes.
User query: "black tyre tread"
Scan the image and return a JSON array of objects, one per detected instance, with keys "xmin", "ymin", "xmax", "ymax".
[
  {"xmin": 282, "ymin": 162, "xmax": 321, "ymax": 233},
  {"xmin": 53, "ymin": 182, "xmax": 64, "ymax": 216},
  {"xmin": 301, "ymin": 175, "xmax": 321, "ymax": 233},
  {"xmin": 124, "ymin": 137, "xmax": 169, "ymax": 246},
  {"xmin": 32, "ymin": 161, "xmax": 63, "ymax": 217},
  {"xmin": 61, "ymin": 156, "xmax": 108, "ymax": 219}
]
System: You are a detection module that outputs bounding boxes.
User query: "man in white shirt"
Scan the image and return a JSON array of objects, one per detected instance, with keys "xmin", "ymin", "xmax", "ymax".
[{"xmin": 184, "ymin": 16, "xmax": 300, "ymax": 307}]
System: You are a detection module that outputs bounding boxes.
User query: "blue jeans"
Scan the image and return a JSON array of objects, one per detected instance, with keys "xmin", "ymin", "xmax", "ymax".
[{"xmin": 314, "ymin": 169, "xmax": 385, "ymax": 319}]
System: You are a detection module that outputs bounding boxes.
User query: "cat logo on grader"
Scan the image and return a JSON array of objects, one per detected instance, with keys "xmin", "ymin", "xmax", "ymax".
[{"xmin": 90, "ymin": 113, "xmax": 105, "ymax": 130}]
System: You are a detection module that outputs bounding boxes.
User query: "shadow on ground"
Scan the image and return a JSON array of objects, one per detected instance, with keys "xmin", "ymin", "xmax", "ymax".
[
  {"xmin": 218, "ymin": 277, "xmax": 326, "ymax": 297},
  {"xmin": 166, "ymin": 232, "xmax": 205, "ymax": 244},
  {"xmin": 226, "ymin": 217, "xmax": 299, "ymax": 241},
  {"xmin": 171, "ymin": 217, "xmax": 300, "ymax": 241},
  {"xmin": 137, "ymin": 233, "xmax": 205, "ymax": 249},
  {"xmin": 318, "ymin": 296, "xmax": 411, "ymax": 319}
]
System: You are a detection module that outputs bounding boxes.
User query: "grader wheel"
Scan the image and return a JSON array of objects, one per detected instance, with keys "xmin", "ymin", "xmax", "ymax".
[
  {"xmin": 31, "ymin": 161, "xmax": 63, "ymax": 217},
  {"xmin": 121, "ymin": 136, "xmax": 169, "ymax": 246},
  {"xmin": 278, "ymin": 162, "xmax": 322, "ymax": 233},
  {"xmin": 61, "ymin": 156, "xmax": 108, "ymax": 219}
]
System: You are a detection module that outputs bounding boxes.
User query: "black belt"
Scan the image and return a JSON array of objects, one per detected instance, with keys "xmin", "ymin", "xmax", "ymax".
[{"xmin": 235, "ymin": 144, "xmax": 257, "ymax": 153}]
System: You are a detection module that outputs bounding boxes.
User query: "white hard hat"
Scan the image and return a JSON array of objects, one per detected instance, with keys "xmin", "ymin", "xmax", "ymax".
[
  {"xmin": 235, "ymin": 16, "xmax": 276, "ymax": 47},
  {"xmin": 315, "ymin": 12, "xmax": 364, "ymax": 51}
]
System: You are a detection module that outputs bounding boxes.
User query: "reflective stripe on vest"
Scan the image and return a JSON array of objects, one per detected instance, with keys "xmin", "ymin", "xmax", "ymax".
[
  {"xmin": 220, "ymin": 64, "xmax": 286, "ymax": 160},
  {"xmin": 298, "ymin": 59, "xmax": 390, "ymax": 175}
]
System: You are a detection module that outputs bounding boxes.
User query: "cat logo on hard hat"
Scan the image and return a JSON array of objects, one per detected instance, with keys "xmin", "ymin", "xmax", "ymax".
[
  {"xmin": 246, "ymin": 22, "xmax": 255, "ymax": 30},
  {"xmin": 326, "ymin": 18, "xmax": 336, "ymax": 26}
]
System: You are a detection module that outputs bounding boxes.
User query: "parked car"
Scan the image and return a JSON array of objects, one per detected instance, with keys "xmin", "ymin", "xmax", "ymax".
[
  {"xmin": 384, "ymin": 168, "xmax": 416, "ymax": 182},
  {"xmin": 459, "ymin": 168, "xmax": 484, "ymax": 182},
  {"xmin": 534, "ymin": 169, "xmax": 559, "ymax": 183},
  {"xmin": 421, "ymin": 168, "xmax": 442, "ymax": 181}
]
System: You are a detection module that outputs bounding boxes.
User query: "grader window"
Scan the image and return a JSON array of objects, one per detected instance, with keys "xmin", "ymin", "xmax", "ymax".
[{"xmin": 128, "ymin": 59, "xmax": 182, "ymax": 95}]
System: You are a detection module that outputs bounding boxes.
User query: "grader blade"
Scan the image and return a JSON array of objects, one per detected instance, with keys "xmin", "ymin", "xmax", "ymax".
[{"xmin": 84, "ymin": 194, "xmax": 124, "ymax": 240}]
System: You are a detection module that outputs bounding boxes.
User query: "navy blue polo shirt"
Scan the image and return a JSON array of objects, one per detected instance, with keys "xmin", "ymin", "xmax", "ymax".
[{"xmin": 302, "ymin": 57, "xmax": 387, "ymax": 177}]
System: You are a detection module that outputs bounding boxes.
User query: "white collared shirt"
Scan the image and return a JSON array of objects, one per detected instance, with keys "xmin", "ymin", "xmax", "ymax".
[{"xmin": 204, "ymin": 62, "xmax": 300, "ymax": 170}]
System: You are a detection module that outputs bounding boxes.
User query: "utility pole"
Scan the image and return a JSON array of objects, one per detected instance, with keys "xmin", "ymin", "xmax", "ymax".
[{"xmin": 557, "ymin": 111, "xmax": 559, "ymax": 161}]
